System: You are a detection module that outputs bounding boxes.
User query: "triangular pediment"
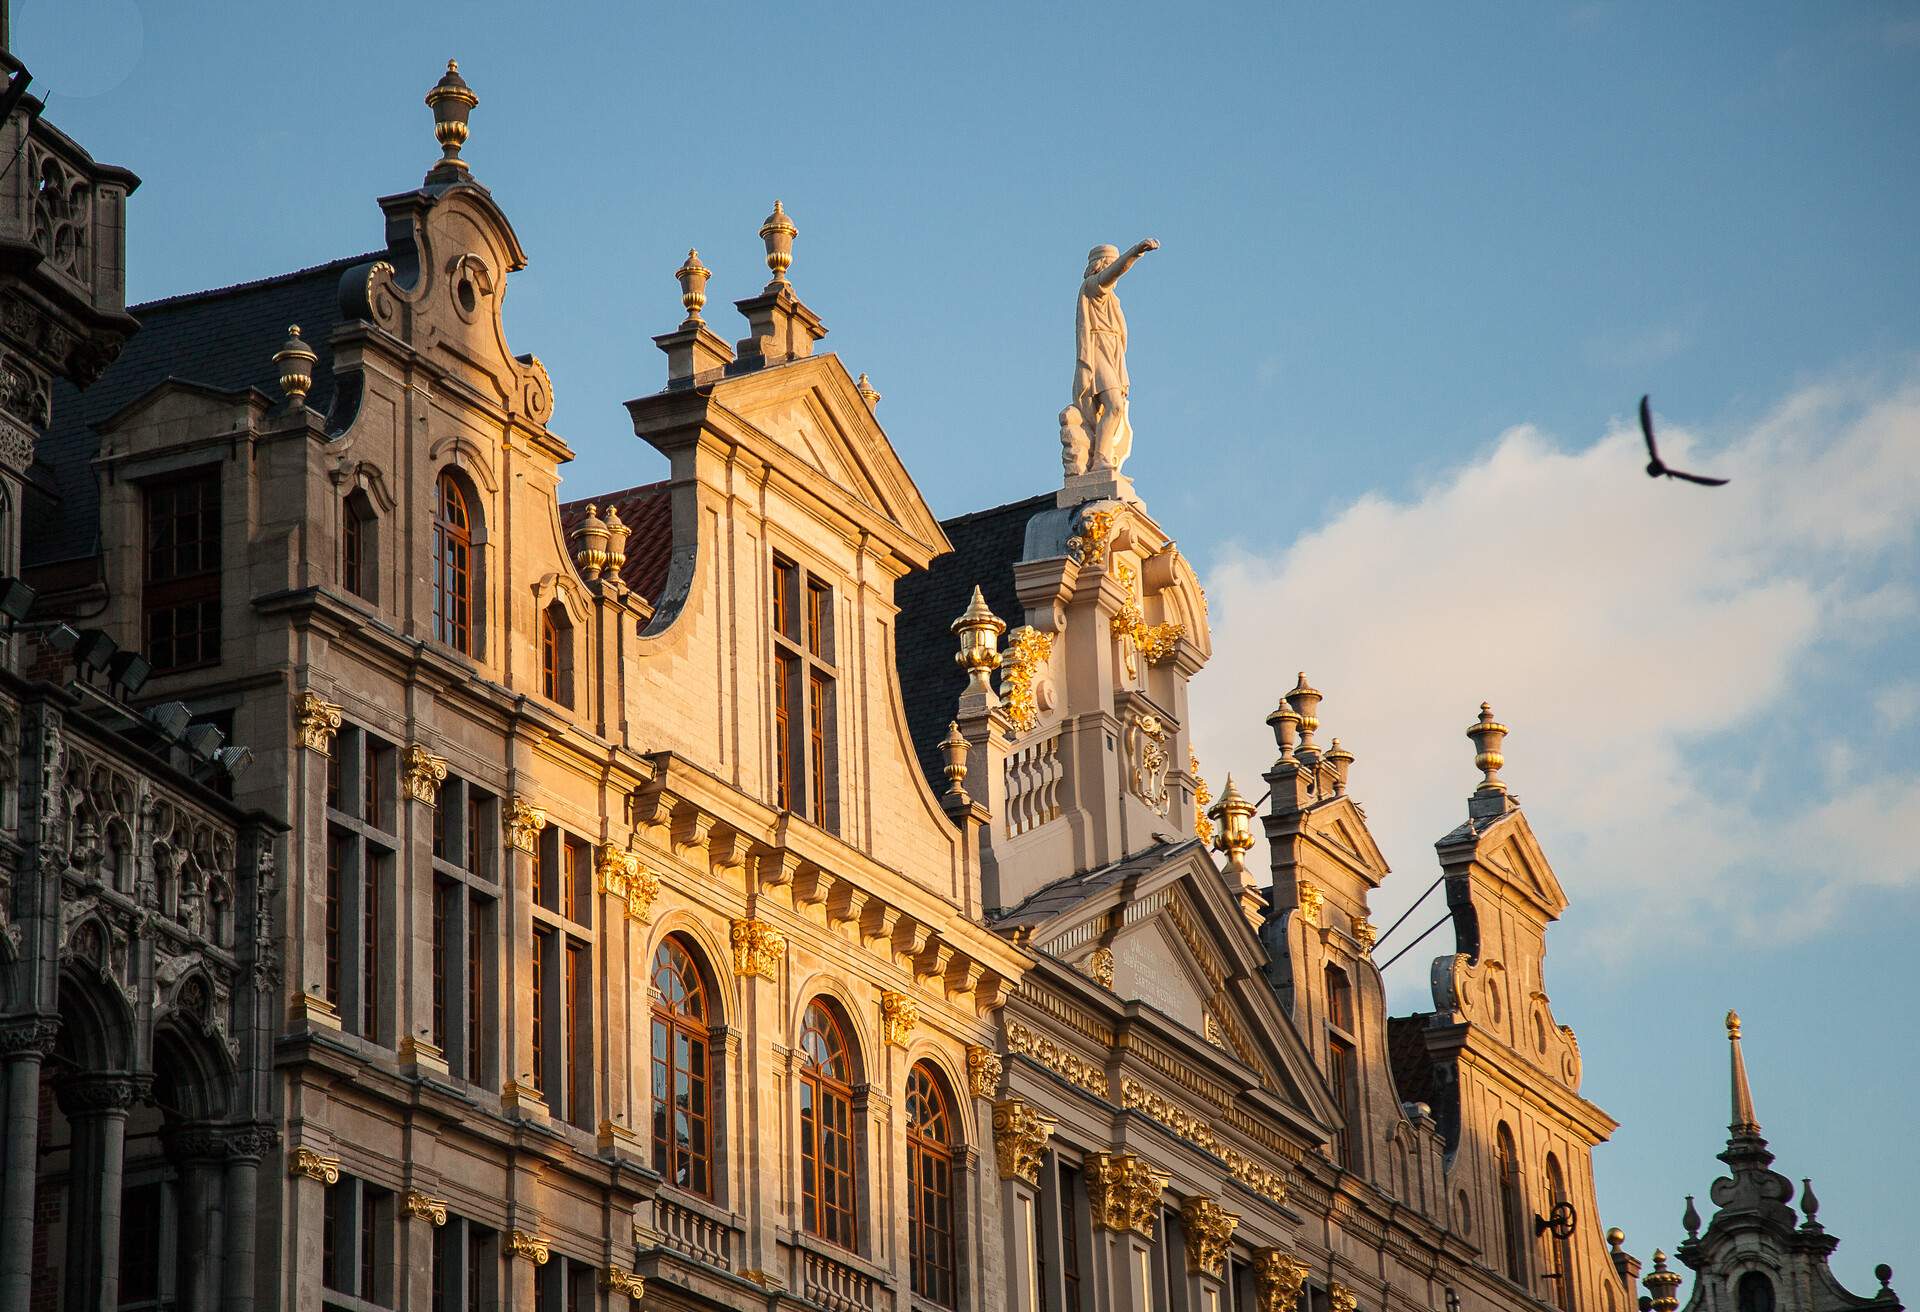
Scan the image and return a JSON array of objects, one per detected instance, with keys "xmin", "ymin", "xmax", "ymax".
[
  {"xmin": 1467, "ymin": 808, "xmax": 1567, "ymax": 919},
  {"xmin": 705, "ymin": 355, "xmax": 950, "ymax": 569},
  {"xmin": 1016, "ymin": 841, "xmax": 1341, "ymax": 1133},
  {"xmin": 1300, "ymin": 795, "xmax": 1392, "ymax": 886}
]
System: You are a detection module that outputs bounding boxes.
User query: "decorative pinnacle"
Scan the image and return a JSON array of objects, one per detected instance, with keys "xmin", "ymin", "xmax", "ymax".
[
  {"xmin": 273, "ymin": 325, "xmax": 318, "ymax": 404},
  {"xmin": 1266, "ymin": 694, "xmax": 1301, "ymax": 761},
  {"xmin": 856, "ymin": 372, "xmax": 881, "ymax": 408},
  {"xmin": 424, "ymin": 59, "xmax": 479, "ymax": 178},
  {"xmin": 1606, "ymin": 1226, "xmax": 1625, "ymax": 1251},
  {"xmin": 675, "ymin": 249, "xmax": 711, "ymax": 325},
  {"xmin": 1325, "ymin": 738, "xmax": 1354, "ymax": 794},
  {"xmin": 951, "ymin": 585, "xmax": 1006, "ymax": 692},
  {"xmin": 1468, "ymin": 701, "xmax": 1509, "ymax": 793},
  {"xmin": 1727, "ymin": 1008, "xmax": 1760, "ymax": 1136},
  {"xmin": 1286, "ymin": 673, "xmax": 1322, "ymax": 747},
  {"xmin": 1644, "ymin": 1250, "xmax": 1681, "ymax": 1312},
  {"xmin": 759, "ymin": 199, "xmax": 797, "ymax": 287},
  {"xmin": 939, "ymin": 721, "xmax": 970, "ymax": 798}
]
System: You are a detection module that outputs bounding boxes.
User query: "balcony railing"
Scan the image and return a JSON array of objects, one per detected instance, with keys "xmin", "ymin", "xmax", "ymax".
[
  {"xmin": 791, "ymin": 1239, "xmax": 887, "ymax": 1312},
  {"xmin": 1003, "ymin": 730, "xmax": 1062, "ymax": 837},
  {"xmin": 657, "ymin": 1192, "xmax": 736, "ymax": 1271}
]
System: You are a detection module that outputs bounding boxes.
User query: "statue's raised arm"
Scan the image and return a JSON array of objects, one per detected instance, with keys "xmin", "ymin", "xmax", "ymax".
[{"xmin": 1064, "ymin": 238, "xmax": 1159, "ymax": 482}]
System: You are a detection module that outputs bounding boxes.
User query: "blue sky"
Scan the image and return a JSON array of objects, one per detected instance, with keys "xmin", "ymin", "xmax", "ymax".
[{"xmin": 24, "ymin": 0, "xmax": 1917, "ymax": 1289}]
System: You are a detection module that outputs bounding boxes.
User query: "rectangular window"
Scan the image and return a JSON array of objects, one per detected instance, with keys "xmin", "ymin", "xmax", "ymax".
[
  {"xmin": 344, "ymin": 503, "xmax": 364, "ymax": 598},
  {"xmin": 770, "ymin": 555, "xmax": 838, "ymax": 830},
  {"xmin": 324, "ymin": 724, "xmax": 395, "ymax": 1046},
  {"xmin": 467, "ymin": 892, "xmax": 488, "ymax": 1081},
  {"xmin": 118, "ymin": 1180, "xmax": 163, "ymax": 1302},
  {"xmin": 432, "ymin": 880, "xmax": 451, "ymax": 1051},
  {"xmin": 142, "ymin": 468, "xmax": 221, "ymax": 672},
  {"xmin": 361, "ymin": 849, "xmax": 385, "ymax": 1039},
  {"xmin": 433, "ymin": 1214, "xmax": 497, "ymax": 1312},
  {"xmin": 531, "ymin": 927, "xmax": 548, "ymax": 1096},
  {"xmin": 1059, "ymin": 1163, "xmax": 1083, "ymax": 1311},
  {"xmin": 325, "ymin": 831, "xmax": 345, "ymax": 1008},
  {"xmin": 429, "ymin": 775, "xmax": 498, "ymax": 1087},
  {"xmin": 363, "ymin": 734, "xmax": 391, "ymax": 831},
  {"xmin": 532, "ymin": 823, "xmax": 593, "ymax": 1128},
  {"xmin": 322, "ymin": 1176, "xmax": 390, "ymax": 1302},
  {"xmin": 1329, "ymin": 1037, "xmax": 1356, "ymax": 1170}
]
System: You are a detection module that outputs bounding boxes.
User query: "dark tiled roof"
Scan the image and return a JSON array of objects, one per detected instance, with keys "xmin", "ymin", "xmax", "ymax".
[
  {"xmin": 558, "ymin": 482, "xmax": 673, "ymax": 604},
  {"xmin": 892, "ymin": 492, "xmax": 1053, "ymax": 790},
  {"xmin": 1387, "ymin": 1012, "xmax": 1458, "ymax": 1151},
  {"xmin": 987, "ymin": 837, "xmax": 1201, "ymax": 928},
  {"xmin": 27, "ymin": 252, "xmax": 378, "ymax": 566}
]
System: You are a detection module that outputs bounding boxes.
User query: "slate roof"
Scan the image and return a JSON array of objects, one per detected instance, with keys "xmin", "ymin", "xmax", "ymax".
[
  {"xmin": 1387, "ymin": 1011, "xmax": 1459, "ymax": 1151},
  {"xmin": 892, "ymin": 492, "xmax": 1053, "ymax": 791},
  {"xmin": 27, "ymin": 251, "xmax": 378, "ymax": 567},
  {"xmin": 986, "ymin": 836, "xmax": 1202, "ymax": 929},
  {"xmin": 557, "ymin": 482, "xmax": 674, "ymax": 604}
]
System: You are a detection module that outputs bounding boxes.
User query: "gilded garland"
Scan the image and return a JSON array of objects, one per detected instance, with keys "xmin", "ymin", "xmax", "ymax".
[{"xmin": 999, "ymin": 625, "xmax": 1055, "ymax": 735}]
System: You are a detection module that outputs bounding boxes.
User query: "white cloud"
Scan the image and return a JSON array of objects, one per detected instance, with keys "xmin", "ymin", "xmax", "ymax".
[
  {"xmin": 1189, "ymin": 374, "xmax": 1920, "ymax": 971},
  {"xmin": 1875, "ymin": 680, "xmax": 1920, "ymax": 728}
]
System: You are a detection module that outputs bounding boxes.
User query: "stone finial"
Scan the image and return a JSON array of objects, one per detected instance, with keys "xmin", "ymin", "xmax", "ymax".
[
  {"xmin": 939, "ymin": 721, "xmax": 970, "ymax": 797},
  {"xmin": 1800, "ymin": 1178, "xmax": 1821, "ymax": 1231},
  {"xmin": 951, "ymin": 586, "xmax": 1005, "ymax": 694},
  {"xmin": 675, "ymin": 249, "xmax": 711, "ymax": 325},
  {"xmin": 1727, "ymin": 1008, "xmax": 1760, "ymax": 1136},
  {"xmin": 1325, "ymin": 738, "xmax": 1354, "ymax": 794},
  {"xmin": 1266, "ymin": 694, "xmax": 1301, "ymax": 762},
  {"xmin": 1876, "ymin": 1266, "xmax": 1894, "ymax": 1294},
  {"xmin": 603, "ymin": 505, "xmax": 629, "ymax": 580},
  {"xmin": 1607, "ymin": 1226, "xmax": 1626, "ymax": 1253},
  {"xmin": 759, "ymin": 199, "xmax": 797, "ymax": 288},
  {"xmin": 1682, "ymin": 1195, "xmax": 1701, "ymax": 1238},
  {"xmin": 424, "ymin": 60, "xmax": 479, "ymax": 180},
  {"xmin": 856, "ymin": 372, "xmax": 881, "ymax": 409},
  {"xmin": 1286, "ymin": 673, "xmax": 1322, "ymax": 765},
  {"xmin": 274, "ymin": 325, "xmax": 318, "ymax": 403},
  {"xmin": 1468, "ymin": 701, "xmax": 1509, "ymax": 794},
  {"xmin": 573, "ymin": 503, "xmax": 610, "ymax": 580}
]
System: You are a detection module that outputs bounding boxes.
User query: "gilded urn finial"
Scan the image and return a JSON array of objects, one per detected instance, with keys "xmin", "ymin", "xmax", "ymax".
[
  {"xmin": 951, "ymin": 585, "xmax": 1005, "ymax": 694},
  {"xmin": 675, "ymin": 249, "xmax": 711, "ymax": 325},
  {"xmin": 856, "ymin": 372, "xmax": 881, "ymax": 409},
  {"xmin": 759, "ymin": 199, "xmax": 797, "ymax": 287},
  {"xmin": 1287, "ymin": 673, "xmax": 1323, "ymax": 765},
  {"xmin": 1325, "ymin": 738, "xmax": 1354, "ymax": 794},
  {"xmin": 940, "ymin": 721, "xmax": 970, "ymax": 798},
  {"xmin": 425, "ymin": 59, "xmax": 479, "ymax": 179},
  {"xmin": 1467, "ymin": 701, "xmax": 1509, "ymax": 793},
  {"xmin": 1266, "ymin": 694, "xmax": 1301, "ymax": 761},
  {"xmin": 1209, "ymin": 774, "xmax": 1258, "ymax": 874},
  {"xmin": 274, "ymin": 325, "xmax": 318, "ymax": 404}
]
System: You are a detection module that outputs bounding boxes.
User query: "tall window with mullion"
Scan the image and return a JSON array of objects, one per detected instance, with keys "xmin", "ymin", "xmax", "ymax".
[
  {"xmin": 532, "ymin": 826, "xmax": 594, "ymax": 1129},
  {"xmin": 798, "ymin": 999, "xmax": 859, "ymax": 1250},
  {"xmin": 1325, "ymin": 964, "xmax": 1359, "ymax": 1171},
  {"xmin": 906, "ymin": 1062, "xmax": 959, "ymax": 1307},
  {"xmin": 430, "ymin": 1213, "xmax": 498, "ymax": 1312},
  {"xmin": 429, "ymin": 774, "xmax": 499, "ymax": 1086},
  {"xmin": 142, "ymin": 467, "xmax": 222, "ymax": 671},
  {"xmin": 321, "ymin": 1174, "xmax": 394, "ymax": 1306},
  {"xmin": 323, "ymin": 724, "xmax": 396, "ymax": 1044},
  {"xmin": 771, "ymin": 556, "xmax": 838, "ymax": 830},
  {"xmin": 650, "ymin": 935, "xmax": 716, "ymax": 1197}
]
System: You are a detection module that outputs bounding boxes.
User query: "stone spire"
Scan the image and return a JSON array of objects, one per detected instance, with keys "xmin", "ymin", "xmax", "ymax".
[{"xmin": 1726, "ymin": 1009, "xmax": 1759, "ymax": 1137}]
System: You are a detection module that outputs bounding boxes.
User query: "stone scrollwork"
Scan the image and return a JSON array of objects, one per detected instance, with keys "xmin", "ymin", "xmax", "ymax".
[
  {"xmin": 294, "ymin": 691, "xmax": 343, "ymax": 754},
  {"xmin": 966, "ymin": 1044, "xmax": 1002, "ymax": 1099},
  {"xmin": 879, "ymin": 990, "xmax": 917, "ymax": 1047},
  {"xmin": 999, "ymin": 625, "xmax": 1055, "ymax": 735},
  {"xmin": 404, "ymin": 1190, "xmax": 449, "ymax": 1226},
  {"xmin": 1124, "ymin": 711, "xmax": 1171, "ymax": 815},
  {"xmin": 401, "ymin": 745, "xmax": 448, "ymax": 805},
  {"xmin": 1253, "ymin": 1250, "xmax": 1311, "ymax": 1312},
  {"xmin": 504, "ymin": 798, "xmax": 547, "ymax": 853},
  {"xmin": 729, "ymin": 917, "xmax": 785, "ymax": 980},
  {"xmin": 991, "ymin": 1098, "xmax": 1056, "ymax": 1184},
  {"xmin": 1085, "ymin": 1152, "xmax": 1170, "ymax": 1237},
  {"xmin": 506, "ymin": 1230, "xmax": 551, "ymax": 1265},
  {"xmin": 603, "ymin": 1266, "xmax": 645, "ymax": 1299},
  {"xmin": 1180, "ymin": 1196, "xmax": 1240, "ymax": 1277},
  {"xmin": 289, "ymin": 1147, "xmax": 341, "ymax": 1185}
]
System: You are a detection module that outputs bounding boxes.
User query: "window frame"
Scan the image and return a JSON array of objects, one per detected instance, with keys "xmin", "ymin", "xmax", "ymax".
[
  {"xmin": 323, "ymin": 724, "xmax": 396, "ymax": 1046},
  {"xmin": 429, "ymin": 773, "xmax": 500, "ymax": 1088},
  {"xmin": 1325, "ymin": 965, "xmax": 1359, "ymax": 1170},
  {"xmin": 539, "ymin": 601, "xmax": 575, "ymax": 707},
  {"xmin": 906, "ymin": 1062, "xmax": 960, "ymax": 1307},
  {"xmin": 433, "ymin": 471, "xmax": 478, "ymax": 656},
  {"xmin": 798, "ymin": 999, "xmax": 860, "ymax": 1251},
  {"xmin": 650, "ymin": 934, "xmax": 717, "ymax": 1199},
  {"xmin": 342, "ymin": 489, "xmax": 377, "ymax": 602},
  {"xmin": 532, "ymin": 826, "xmax": 596, "ymax": 1130},
  {"xmin": 770, "ymin": 554, "xmax": 839, "ymax": 831},
  {"xmin": 141, "ymin": 466, "xmax": 223, "ymax": 673}
]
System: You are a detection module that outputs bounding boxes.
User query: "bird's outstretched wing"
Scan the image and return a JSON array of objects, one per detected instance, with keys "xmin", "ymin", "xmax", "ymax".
[
  {"xmin": 1639, "ymin": 394, "xmax": 1662, "ymax": 465},
  {"xmin": 1665, "ymin": 468, "xmax": 1729, "ymax": 487}
]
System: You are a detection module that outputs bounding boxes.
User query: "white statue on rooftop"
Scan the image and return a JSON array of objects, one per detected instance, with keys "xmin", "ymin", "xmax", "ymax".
[{"xmin": 1062, "ymin": 237, "xmax": 1158, "ymax": 481}]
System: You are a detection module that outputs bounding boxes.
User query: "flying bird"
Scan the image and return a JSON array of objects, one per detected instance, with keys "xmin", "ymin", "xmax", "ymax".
[{"xmin": 1639, "ymin": 395, "xmax": 1728, "ymax": 486}]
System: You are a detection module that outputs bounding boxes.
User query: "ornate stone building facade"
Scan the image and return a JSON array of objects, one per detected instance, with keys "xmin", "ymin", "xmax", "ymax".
[{"xmin": 4, "ymin": 37, "xmax": 1902, "ymax": 1312}]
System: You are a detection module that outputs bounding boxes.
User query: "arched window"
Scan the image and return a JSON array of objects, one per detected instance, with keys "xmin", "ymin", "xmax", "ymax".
[
  {"xmin": 906, "ymin": 1063, "xmax": 958, "ymax": 1306},
  {"xmin": 433, "ymin": 473, "xmax": 475, "ymax": 654},
  {"xmin": 650, "ymin": 936, "xmax": 714, "ymax": 1197},
  {"xmin": 799, "ymin": 1000, "xmax": 858, "ymax": 1249},
  {"xmin": 1544, "ymin": 1153, "xmax": 1574, "ymax": 1311},
  {"xmin": 343, "ymin": 491, "xmax": 377, "ymax": 601},
  {"xmin": 540, "ymin": 601, "xmax": 573, "ymax": 707},
  {"xmin": 1736, "ymin": 1273, "xmax": 1775, "ymax": 1312},
  {"xmin": 1496, "ymin": 1123, "xmax": 1528, "ymax": 1284}
]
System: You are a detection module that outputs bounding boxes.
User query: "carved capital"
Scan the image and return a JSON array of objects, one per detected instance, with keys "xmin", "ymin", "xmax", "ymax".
[
  {"xmin": 55, "ymin": 1072, "xmax": 142, "ymax": 1115},
  {"xmin": 1085, "ymin": 1152, "xmax": 1169, "ymax": 1236},
  {"xmin": 506, "ymin": 1230, "xmax": 550, "ymax": 1265},
  {"xmin": 966, "ymin": 1044, "xmax": 1002, "ymax": 1099},
  {"xmin": 1252, "ymin": 1249, "xmax": 1311, "ymax": 1312},
  {"xmin": 991, "ymin": 1098, "xmax": 1056, "ymax": 1184},
  {"xmin": 294, "ymin": 691, "xmax": 343, "ymax": 754},
  {"xmin": 1330, "ymin": 1283, "xmax": 1358, "ymax": 1312},
  {"xmin": 0, "ymin": 1014, "xmax": 59, "ymax": 1057},
  {"xmin": 1180, "ymin": 1196, "xmax": 1240, "ymax": 1276},
  {"xmin": 289, "ymin": 1146, "xmax": 341, "ymax": 1185},
  {"xmin": 220, "ymin": 1122, "xmax": 279, "ymax": 1162},
  {"xmin": 602, "ymin": 1266, "xmax": 645, "ymax": 1299},
  {"xmin": 404, "ymin": 1190, "xmax": 449, "ymax": 1226},
  {"xmin": 596, "ymin": 844, "xmax": 658, "ymax": 922},
  {"xmin": 401, "ymin": 745, "xmax": 448, "ymax": 805},
  {"xmin": 730, "ymin": 918, "xmax": 785, "ymax": 980},
  {"xmin": 880, "ymin": 991, "xmax": 917, "ymax": 1047},
  {"xmin": 504, "ymin": 798, "xmax": 547, "ymax": 853}
]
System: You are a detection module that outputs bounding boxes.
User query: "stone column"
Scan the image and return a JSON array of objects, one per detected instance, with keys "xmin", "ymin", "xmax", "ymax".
[
  {"xmin": 402, "ymin": 1189, "xmax": 449, "ymax": 1309},
  {"xmin": 0, "ymin": 1016, "xmax": 57, "ymax": 1307},
  {"xmin": 286, "ymin": 1145, "xmax": 341, "ymax": 1312},
  {"xmin": 220, "ymin": 1126, "xmax": 271, "ymax": 1312},
  {"xmin": 992, "ymin": 1098, "xmax": 1056, "ymax": 1312},
  {"xmin": 1085, "ymin": 1152, "xmax": 1169, "ymax": 1312},
  {"xmin": 168, "ymin": 1124, "xmax": 232, "ymax": 1312},
  {"xmin": 57, "ymin": 1072, "xmax": 141, "ymax": 1312}
]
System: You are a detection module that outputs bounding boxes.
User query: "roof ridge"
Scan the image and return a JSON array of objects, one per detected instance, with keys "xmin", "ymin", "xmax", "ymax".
[
  {"xmin": 936, "ymin": 490, "xmax": 1054, "ymax": 531},
  {"xmin": 559, "ymin": 479, "xmax": 670, "ymax": 511},
  {"xmin": 130, "ymin": 249, "xmax": 387, "ymax": 315}
]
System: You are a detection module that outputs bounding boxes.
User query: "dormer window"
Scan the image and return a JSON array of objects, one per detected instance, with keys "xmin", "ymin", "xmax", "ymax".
[
  {"xmin": 143, "ymin": 467, "xmax": 222, "ymax": 672},
  {"xmin": 771, "ymin": 555, "xmax": 837, "ymax": 830},
  {"xmin": 540, "ymin": 601, "xmax": 573, "ymax": 707},
  {"xmin": 434, "ymin": 472, "xmax": 476, "ymax": 655}
]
